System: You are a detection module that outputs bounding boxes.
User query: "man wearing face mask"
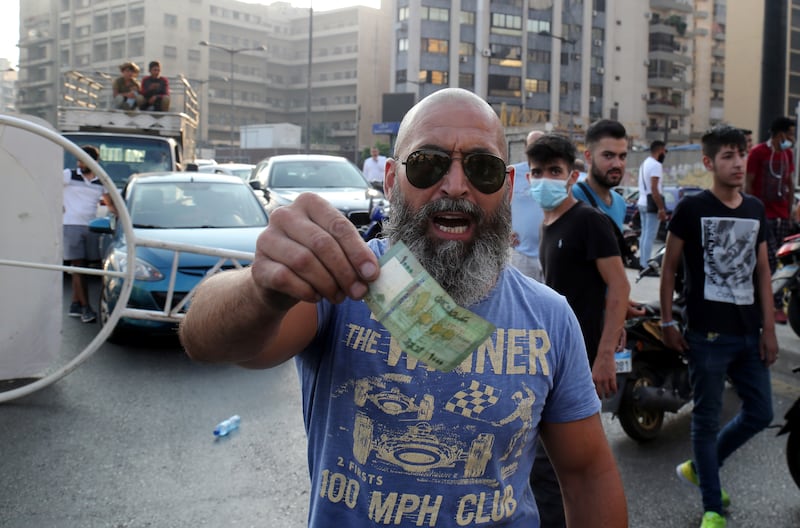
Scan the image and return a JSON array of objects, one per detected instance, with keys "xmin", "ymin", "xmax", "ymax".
[
  {"xmin": 527, "ymin": 134, "xmax": 630, "ymax": 526},
  {"xmin": 746, "ymin": 116, "xmax": 796, "ymax": 323}
]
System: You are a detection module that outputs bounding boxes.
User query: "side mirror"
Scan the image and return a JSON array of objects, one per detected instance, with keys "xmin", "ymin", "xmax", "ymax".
[
  {"xmin": 88, "ymin": 216, "xmax": 113, "ymax": 234},
  {"xmin": 249, "ymin": 180, "xmax": 263, "ymax": 191}
]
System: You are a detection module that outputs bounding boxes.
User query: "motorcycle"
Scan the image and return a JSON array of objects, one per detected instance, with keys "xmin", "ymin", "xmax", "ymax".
[
  {"xmin": 772, "ymin": 233, "xmax": 800, "ymax": 337},
  {"xmin": 777, "ymin": 367, "xmax": 800, "ymax": 489},
  {"xmin": 359, "ymin": 197, "xmax": 388, "ymax": 241},
  {"xmin": 604, "ymin": 247, "xmax": 693, "ymax": 442}
]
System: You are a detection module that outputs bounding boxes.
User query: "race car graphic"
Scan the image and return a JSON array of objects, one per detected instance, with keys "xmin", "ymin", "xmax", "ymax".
[{"xmin": 354, "ymin": 380, "xmax": 435, "ymax": 421}]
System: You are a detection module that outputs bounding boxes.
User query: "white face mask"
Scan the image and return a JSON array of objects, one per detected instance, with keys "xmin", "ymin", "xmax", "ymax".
[{"xmin": 528, "ymin": 178, "xmax": 569, "ymax": 210}]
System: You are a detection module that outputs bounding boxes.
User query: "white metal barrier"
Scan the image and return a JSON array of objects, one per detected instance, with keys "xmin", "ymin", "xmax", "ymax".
[{"xmin": 0, "ymin": 114, "xmax": 254, "ymax": 403}]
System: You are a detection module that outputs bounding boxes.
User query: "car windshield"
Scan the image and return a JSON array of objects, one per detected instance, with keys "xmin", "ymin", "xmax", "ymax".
[
  {"xmin": 269, "ymin": 160, "xmax": 368, "ymax": 189},
  {"xmin": 129, "ymin": 181, "xmax": 268, "ymax": 229},
  {"xmin": 64, "ymin": 135, "xmax": 173, "ymax": 188}
]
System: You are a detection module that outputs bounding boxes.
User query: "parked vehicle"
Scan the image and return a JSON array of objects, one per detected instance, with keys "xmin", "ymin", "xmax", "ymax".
[
  {"xmin": 605, "ymin": 247, "xmax": 692, "ymax": 442},
  {"xmin": 198, "ymin": 163, "xmax": 256, "ymax": 181},
  {"xmin": 249, "ymin": 154, "xmax": 387, "ymax": 230},
  {"xmin": 358, "ymin": 198, "xmax": 389, "ymax": 241},
  {"xmin": 89, "ymin": 172, "xmax": 267, "ymax": 342},
  {"xmin": 625, "ymin": 185, "xmax": 704, "ymax": 240},
  {"xmin": 777, "ymin": 367, "xmax": 800, "ymax": 490},
  {"xmin": 772, "ymin": 233, "xmax": 800, "ymax": 337}
]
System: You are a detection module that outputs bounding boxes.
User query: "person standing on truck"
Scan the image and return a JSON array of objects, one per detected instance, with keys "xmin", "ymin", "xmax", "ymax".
[
  {"xmin": 140, "ymin": 60, "xmax": 170, "ymax": 112},
  {"xmin": 112, "ymin": 61, "xmax": 144, "ymax": 110},
  {"xmin": 63, "ymin": 145, "xmax": 114, "ymax": 324}
]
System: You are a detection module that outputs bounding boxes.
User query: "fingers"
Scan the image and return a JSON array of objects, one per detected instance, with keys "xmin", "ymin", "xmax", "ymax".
[{"xmin": 251, "ymin": 193, "xmax": 380, "ymax": 306}]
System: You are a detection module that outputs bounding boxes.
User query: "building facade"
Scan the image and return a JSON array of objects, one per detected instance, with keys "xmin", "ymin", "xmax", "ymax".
[
  {"xmin": 390, "ymin": 0, "xmax": 725, "ymax": 146},
  {"xmin": 17, "ymin": 0, "xmax": 391, "ymax": 160}
]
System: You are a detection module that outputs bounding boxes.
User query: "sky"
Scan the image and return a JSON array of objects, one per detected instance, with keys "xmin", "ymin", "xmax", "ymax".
[{"xmin": 0, "ymin": 1, "xmax": 381, "ymax": 68}]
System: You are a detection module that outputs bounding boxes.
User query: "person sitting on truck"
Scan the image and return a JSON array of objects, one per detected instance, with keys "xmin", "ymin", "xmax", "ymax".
[
  {"xmin": 112, "ymin": 61, "xmax": 145, "ymax": 110},
  {"xmin": 139, "ymin": 60, "xmax": 170, "ymax": 112}
]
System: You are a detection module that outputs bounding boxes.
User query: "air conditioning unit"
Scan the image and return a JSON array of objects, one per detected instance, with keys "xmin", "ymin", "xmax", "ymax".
[
  {"xmin": 481, "ymin": 49, "xmax": 492, "ymax": 57},
  {"xmin": 592, "ymin": 10, "xmax": 598, "ymax": 17},
  {"xmin": 597, "ymin": 67, "xmax": 605, "ymax": 74},
  {"xmin": 593, "ymin": 39, "xmax": 603, "ymax": 46},
  {"xmin": 644, "ymin": 59, "xmax": 650, "ymax": 66},
  {"xmin": 590, "ymin": 96, "xmax": 597, "ymax": 103},
  {"xmin": 459, "ymin": 56, "xmax": 468, "ymax": 63},
  {"xmin": 644, "ymin": 12, "xmax": 651, "ymax": 19}
]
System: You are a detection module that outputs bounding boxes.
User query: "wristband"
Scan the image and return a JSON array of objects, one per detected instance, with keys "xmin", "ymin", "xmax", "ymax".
[{"xmin": 661, "ymin": 320, "xmax": 679, "ymax": 328}]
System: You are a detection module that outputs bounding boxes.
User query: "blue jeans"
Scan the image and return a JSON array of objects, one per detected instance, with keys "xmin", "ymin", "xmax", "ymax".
[
  {"xmin": 685, "ymin": 330, "xmax": 773, "ymax": 514},
  {"xmin": 638, "ymin": 205, "xmax": 660, "ymax": 268}
]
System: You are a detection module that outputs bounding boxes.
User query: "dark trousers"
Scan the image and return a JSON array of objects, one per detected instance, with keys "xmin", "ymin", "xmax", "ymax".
[{"xmin": 529, "ymin": 437, "xmax": 566, "ymax": 527}]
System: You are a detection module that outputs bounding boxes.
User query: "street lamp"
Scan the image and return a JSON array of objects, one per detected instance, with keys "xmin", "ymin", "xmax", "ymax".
[
  {"xmin": 539, "ymin": 31, "xmax": 577, "ymax": 139},
  {"xmin": 199, "ymin": 40, "xmax": 266, "ymax": 156}
]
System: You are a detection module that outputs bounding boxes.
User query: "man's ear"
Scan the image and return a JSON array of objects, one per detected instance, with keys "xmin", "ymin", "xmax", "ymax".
[
  {"xmin": 384, "ymin": 159, "xmax": 397, "ymax": 199},
  {"xmin": 568, "ymin": 169, "xmax": 580, "ymax": 184},
  {"xmin": 506, "ymin": 165, "xmax": 515, "ymax": 197},
  {"xmin": 702, "ymin": 155, "xmax": 713, "ymax": 172}
]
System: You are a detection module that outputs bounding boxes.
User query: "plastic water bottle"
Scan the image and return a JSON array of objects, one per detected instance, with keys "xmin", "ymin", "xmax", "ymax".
[{"xmin": 213, "ymin": 415, "xmax": 241, "ymax": 437}]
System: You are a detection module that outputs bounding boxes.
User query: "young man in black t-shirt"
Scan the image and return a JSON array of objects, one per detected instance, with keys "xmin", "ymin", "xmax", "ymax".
[
  {"xmin": 660, "ymin": 126, "xmax": 777, "ymax": 528},
  {"xmin": 525, "ymin": 134, "xmax": 631, "ymax": 527}
]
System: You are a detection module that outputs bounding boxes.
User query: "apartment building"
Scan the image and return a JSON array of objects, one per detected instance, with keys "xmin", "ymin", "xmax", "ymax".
[
  {"xmin": 17, "ymin": 0, "xmax": 391, "ymax": 158},
  {"xmin": 0, "ymin": 59, "xmax": 17, "ymax": 113},
  {"xmin": 390, "ymin": 0, "xmax": 725, "ymax": 146}
]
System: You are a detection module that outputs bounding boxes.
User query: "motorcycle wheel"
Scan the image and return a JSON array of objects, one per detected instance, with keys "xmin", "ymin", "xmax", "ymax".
[
  {"xmin": 787, "ymin": 293, "xmax": 800, "ymax": 338},
  {"xmin": 787, "ymin": 428, "xmax": 800, "ymax": 490},
  {"xmin": 617, "ymin": 367, "xmax": 665, "ymax": 442}
]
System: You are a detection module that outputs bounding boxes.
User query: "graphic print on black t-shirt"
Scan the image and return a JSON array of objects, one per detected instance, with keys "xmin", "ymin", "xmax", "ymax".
[{"xmin": 701, "ymin": 216, "xmax": 759, "ymax": 305}]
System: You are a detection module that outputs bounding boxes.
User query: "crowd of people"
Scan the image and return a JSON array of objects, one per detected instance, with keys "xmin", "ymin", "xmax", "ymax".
[
  {"xmin": 111, "ymin": 60, "xmax": 170, "ymax": 112},
  {"xmin": 170, "ymin": 87, "xmax": 784, "ymax": 528}
]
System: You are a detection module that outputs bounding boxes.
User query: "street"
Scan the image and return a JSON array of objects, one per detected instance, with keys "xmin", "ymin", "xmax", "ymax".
[{"xmin": 0, "ymin": 274, "xmax": 798, "ymax": 527}]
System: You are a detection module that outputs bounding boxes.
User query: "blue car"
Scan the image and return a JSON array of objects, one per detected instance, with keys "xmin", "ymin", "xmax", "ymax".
[{"xmin": 90, "ymin": 172, "xmax": 268, "ymax": 342}]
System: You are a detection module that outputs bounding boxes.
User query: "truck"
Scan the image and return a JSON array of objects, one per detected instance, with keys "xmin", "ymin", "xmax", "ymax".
[{"xmin": 58, "ymin": 70, "xmax": 200, "ymax": 189}]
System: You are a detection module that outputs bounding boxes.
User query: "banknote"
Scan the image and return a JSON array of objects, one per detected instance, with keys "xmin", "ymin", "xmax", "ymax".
[{"xmin": 364, "ymin": 241, "xmax": 496, "ymax": 372}]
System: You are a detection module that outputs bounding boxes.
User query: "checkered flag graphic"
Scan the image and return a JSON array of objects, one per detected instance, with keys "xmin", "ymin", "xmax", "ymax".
[{"xmin": 444, "ymin": 380, "xmax": 500, "ymax": 418}]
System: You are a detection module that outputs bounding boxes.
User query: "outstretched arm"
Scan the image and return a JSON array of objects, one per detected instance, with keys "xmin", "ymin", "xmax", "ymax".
[
  {"xmin": 541, "ymin": 415, "xmax": 628, "ymax": 527},
  {"xmin": 593, "ymin": 255, "xmax": 630, "ymax": 398},
  {"xmin": 180, "ymin": 192, "xmax": 380, "ymax": 368}
]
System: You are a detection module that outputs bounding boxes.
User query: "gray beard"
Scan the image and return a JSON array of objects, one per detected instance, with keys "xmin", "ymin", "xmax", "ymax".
[{"xmin": 382, "ymin": 189, "xmax": 511, "ymax": 307}]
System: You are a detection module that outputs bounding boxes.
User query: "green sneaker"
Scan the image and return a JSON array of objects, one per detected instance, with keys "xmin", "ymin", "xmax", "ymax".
[
  {"xmin": 700, "ymin": 511, "xmax": 726, "ymax": 528},
  {"xmin": 676, "ymin": 460, "xmax": 731, "ymax": 508}
]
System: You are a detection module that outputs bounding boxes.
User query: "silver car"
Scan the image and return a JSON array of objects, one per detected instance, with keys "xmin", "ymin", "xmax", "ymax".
[{"xmin": 249, "ymin": 154, "xmax": 387, "ymax": 228}]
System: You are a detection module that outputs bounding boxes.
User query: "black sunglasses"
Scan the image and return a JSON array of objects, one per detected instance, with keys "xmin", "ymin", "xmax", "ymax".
[{"xmin": 400, "ymin": 149, "xmax": 509, "ymax": 194}]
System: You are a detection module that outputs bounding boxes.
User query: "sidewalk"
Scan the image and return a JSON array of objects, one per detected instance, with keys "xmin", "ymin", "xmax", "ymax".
[{"xmin": 626, "ymin": 270, "xmax": 800, "ymax": 378}]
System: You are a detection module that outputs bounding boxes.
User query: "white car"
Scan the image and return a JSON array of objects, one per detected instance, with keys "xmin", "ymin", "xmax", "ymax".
[{"xmin": 198, "ymin": 163, "xmax": 255, "ymax": 181}]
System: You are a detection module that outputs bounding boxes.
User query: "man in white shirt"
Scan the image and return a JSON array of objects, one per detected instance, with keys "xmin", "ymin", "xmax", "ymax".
[
  {"xmin": 637, "ymin": 141, "xmax": 668, "ymax": 269},
  {"xmin": 362, "ymin": 146, "xmax": 387, "ymax": 191}
]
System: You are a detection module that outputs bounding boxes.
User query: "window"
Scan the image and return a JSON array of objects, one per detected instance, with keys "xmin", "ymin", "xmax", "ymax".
[
  {"xmin": 492, "ymin": 13, "xmax": 523, "ymax": 34},
  {"xmin": 459, "ymin": 42, "xmax": 475, "ymax": 57},
  {"xmin": 461, "ymin": 11, "xmax": 475, "ymax": 25},
  {"xmin": 421, "ymin": 7, "xmax": 449, "ymax": 22},
  {"xmin": 490, "ymin": 44, "xmax": 522, "ymax": 67},
  {"xmin": 459, "ymin": 73, "xmax": 474, "ymax": 89},
  {"xmin": 525, "ymin": 78, "xmax": 549, "ymax": 93},
  {"xmin": 188, "ymin": 49, "xmax": 201, "ymax": 62},
  {"xmin": 130, "ymin": 7, "xmax": 144, "ymax": 26},
  {"xmin": 94, "ymin": 15, "xmax": 108, "ymax": 33},
  {"xmin": 398, "ymin": 6, "xmax": 409, "ymax": 21},
  {"xmin": 422, "ymin": 38, "xmax": 448, "ymax": 54},
  {"xmin": 111, "ymin": 40, "xmax": 125, "ymax": 59},
  {"xmin": 527, "ymin": 49, "xmax": 551, "ymax": 63},
  {"xmin": 396, "ymin": 69, "xmax": 407, "ymax": 83},
  {"xmin": 93, "ymin": 42, "xmax": 108, "ymax": 62},
  {"xmin": 75, "ymin": 25, "xmax": 91, "ymax": 38},
  {"xmin": 164, "ymin": 14, "xmax": 178, "ymax": 28},
  {"xmin": 130, "ymin": 35, "xmax": 145, "ymax": 57},
  {"xmin": 398, "ymin": 38, "xmax": 408, "ymax": 52},
  {"xmin": 112, "ymin": 11, "xmax": 126, "ymax": 30},
  {"xmin": 164, "ymin": 46, "xmax": 177, "ymax": 58},
  {"xmin": 189, "ymin": 18, "xmax": 202, "ymax": 32},
  {"xmin": 488, "ymin": 75, "xmax": 521, "ymax": 97},
  {"xmin": 527, "ymin": 19, "xmax": 551, "ymax": 34},
  {"xmin": 60, "ymin": 22, "xmax": 70, "ymax": 38},
  {"xmin": 419, "ymin": 70, "xmax": 449, "ymax": 84}
]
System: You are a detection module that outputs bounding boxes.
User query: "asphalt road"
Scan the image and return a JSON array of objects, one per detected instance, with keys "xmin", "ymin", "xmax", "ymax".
[{"xmin": 0, "ymin": 275, "xmax": 798, "ymax": 527}]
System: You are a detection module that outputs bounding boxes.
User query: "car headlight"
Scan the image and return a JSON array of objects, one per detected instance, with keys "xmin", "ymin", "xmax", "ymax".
[{"xmin": 108, "ymin": 249, "xmax": 164, "ymax": 281}]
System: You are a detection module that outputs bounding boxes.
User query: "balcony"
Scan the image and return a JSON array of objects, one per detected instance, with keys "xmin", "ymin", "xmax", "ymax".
[
  {"xmin": 646, "ymin": 127, "xmax": 689, "ymax": 143},
  {"xmin": 650, "ymin": 0, "xmax": 693, "ymax": 13},
  {"xmin": 647, "ymin": 99, "xmax": 690, "ymax": 116},
  {"xmin": 648, "ymin": 75, "xmax": 692, "ymax": 90},
  {"xmin": 649, "ymin": 50, "xmax": 692, "ymax": 65}
]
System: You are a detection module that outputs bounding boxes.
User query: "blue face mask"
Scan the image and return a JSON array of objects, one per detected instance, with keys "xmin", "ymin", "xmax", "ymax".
[
  {"xmin": 528, "ymin": 178, "xmax": 569, "ymax": 210},
  {"xmin": 780, "ymin": 139, "xmax": 793, "ymax": 150}
]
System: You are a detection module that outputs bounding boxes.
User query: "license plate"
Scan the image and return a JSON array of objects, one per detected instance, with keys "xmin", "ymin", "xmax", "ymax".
[{"xmin": 614, "ymin": 350, "xmax": 632, "ymax": 374}]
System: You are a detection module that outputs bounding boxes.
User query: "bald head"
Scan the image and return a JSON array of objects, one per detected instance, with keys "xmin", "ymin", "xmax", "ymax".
[
  {"xmin": 394, "ymin": 88, "xmax": 507, "ymax": 160},
  {"xmin": 526, "ymin": 130, "xmax": 545, "ymax": 147}
]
